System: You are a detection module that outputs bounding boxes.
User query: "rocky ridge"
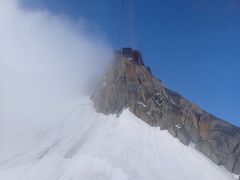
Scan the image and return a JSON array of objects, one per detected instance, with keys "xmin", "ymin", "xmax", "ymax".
[{"xmin": 91, "ymin": 57, "xmax": 240, "ymax": 175}]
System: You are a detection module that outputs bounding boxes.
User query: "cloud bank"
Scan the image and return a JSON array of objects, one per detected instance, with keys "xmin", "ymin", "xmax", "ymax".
[{"xmin": 0, "ymin": 0, "xmax": 112, "ymax": 117}]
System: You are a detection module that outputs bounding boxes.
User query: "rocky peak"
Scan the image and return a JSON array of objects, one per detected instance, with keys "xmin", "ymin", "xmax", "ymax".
[{"xmin": 91, "ymin": 53, "xmax": 240, "ymax": 175}]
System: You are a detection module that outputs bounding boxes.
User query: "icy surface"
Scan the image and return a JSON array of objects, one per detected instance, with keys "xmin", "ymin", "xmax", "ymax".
[{"xmin": 0, "ymin": 97, "xmax": 237, "ymax": 180}]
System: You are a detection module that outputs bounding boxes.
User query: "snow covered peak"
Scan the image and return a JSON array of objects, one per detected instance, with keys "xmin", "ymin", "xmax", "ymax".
[{"xmin": 91, "ymin": 57, "xmax": 240, "ymax": 175}]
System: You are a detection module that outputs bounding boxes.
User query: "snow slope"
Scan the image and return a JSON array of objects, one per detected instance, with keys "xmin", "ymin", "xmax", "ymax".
[{"xmin": 0, "ymin": 97, "xmax": 237, "ymax": 180}]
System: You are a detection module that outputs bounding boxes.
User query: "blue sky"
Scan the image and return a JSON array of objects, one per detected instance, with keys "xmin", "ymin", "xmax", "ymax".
[{"xmin": 22, "ymin": 0, "xmax": 240, "ymax": 126}]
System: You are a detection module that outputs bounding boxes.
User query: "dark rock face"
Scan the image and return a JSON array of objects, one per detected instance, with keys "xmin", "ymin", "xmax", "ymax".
[{"xmin": 91, "ymin": 58, "xmax": 240, "ymax": 175}]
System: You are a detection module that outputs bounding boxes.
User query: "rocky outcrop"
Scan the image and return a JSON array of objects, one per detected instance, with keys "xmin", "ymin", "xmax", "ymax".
[{"xmin": 91, "ymin": 57, "xmax": 240, "ymax": 175}]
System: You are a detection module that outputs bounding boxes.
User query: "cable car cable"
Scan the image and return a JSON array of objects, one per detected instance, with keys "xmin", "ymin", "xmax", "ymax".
[{"xmin": 117, "ymin": 0, "xmax": 124, "ymax": 48}]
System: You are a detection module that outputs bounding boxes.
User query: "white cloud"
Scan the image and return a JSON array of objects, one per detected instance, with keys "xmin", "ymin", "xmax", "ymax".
[{"xmin": 0, "ymin": 0, "xmax": 112, "ymax": 118}]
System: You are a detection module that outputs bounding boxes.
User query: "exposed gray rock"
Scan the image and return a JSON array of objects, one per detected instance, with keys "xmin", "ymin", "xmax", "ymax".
[
  {"xmin": 91, "ymin": 57, "xmax": 240, "ymax": 175},
  {"xmin": 168, "ymin": 126, "xmax": 177, "ymax": 138},
  {"xmin": 177, "ymin": 127, "xmax": 190, "ymax": 146},
  {"xmin": 226, "ymin": 154, "xmax": 238, "ymax": 173},
  {"xmin": 196, "ymin": 141, "xmax": 221, "ymax": 165},
  {"xmin": 233, "ymin": 158, "xmax": 240, "ymax": 174}
]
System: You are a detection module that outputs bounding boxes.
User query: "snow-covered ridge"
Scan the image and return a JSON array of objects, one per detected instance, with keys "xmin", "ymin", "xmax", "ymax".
[
  {"xmin": 91, "ymin": 58, "xmax": 240, "ymax": 174},
  {"xmin": 0, "ymin": 97, "xmax": 237, "ymax": 180}
]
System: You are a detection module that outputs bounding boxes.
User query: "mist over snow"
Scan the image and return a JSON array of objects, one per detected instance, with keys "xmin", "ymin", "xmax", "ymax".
[{"xmin": 0, "ymin": 0, "xmax": 112, "ymax": 159}]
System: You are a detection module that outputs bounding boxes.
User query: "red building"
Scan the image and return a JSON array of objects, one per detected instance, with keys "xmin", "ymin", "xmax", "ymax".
[{"xmin": 115, "ymin": 48, "xmax": 145, "ymax": 66}]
